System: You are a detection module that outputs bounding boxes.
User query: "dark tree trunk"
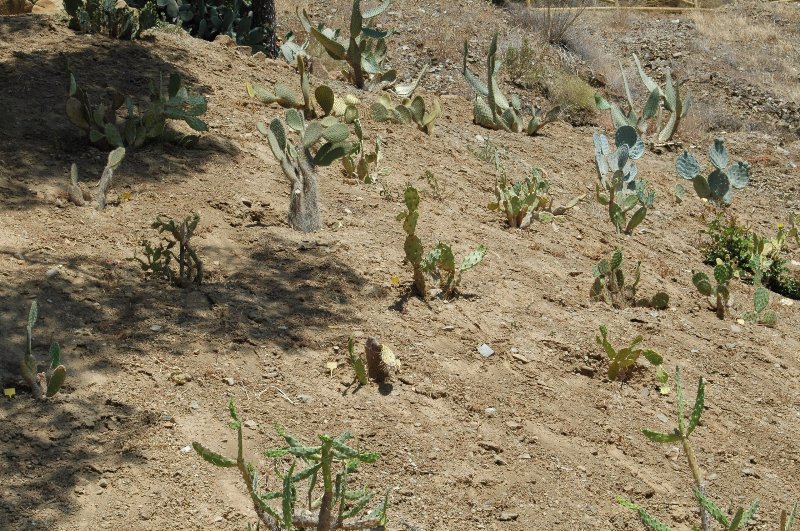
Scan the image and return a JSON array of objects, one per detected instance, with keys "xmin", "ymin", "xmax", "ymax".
[{"xmin": 252, "ymin": 0, "xmax": 278, "ymax": 58}]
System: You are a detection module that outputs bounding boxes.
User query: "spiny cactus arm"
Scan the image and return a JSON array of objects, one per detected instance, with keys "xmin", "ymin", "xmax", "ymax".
[
  {"xmin": 619, "ymin": 60, "xmax": 636, "ymax": 115},
  {"xmin": 312, "ymin": 26, "xmax": 348, "ymax": 60},
  {"xmin": 632, "ymin": 53, "xmax": 660, "ymax": 95},
  {"xmin": 617, "ymin": 496, "xmax": 674, "ymax": 531},
  {"xmin": 459, "ymin": 245, "xmax": 487, "ymax": 272}
]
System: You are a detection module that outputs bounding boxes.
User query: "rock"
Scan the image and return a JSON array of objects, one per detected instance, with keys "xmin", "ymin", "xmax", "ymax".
[
  {"xmin": 190, "ymin": 400, "xmax": 200, "ymax": 411},
  {"xmin": 0, "ymin": 0, "xmax": 32, "ymax": 14},
  {"xmin": 578, "ymin": 366, "xmax": 595, "ymax": 378},
  {"xmin": 149, "ymin": 324, "xmax": 162, "ymax": 332},
  {"xmin": 498, "ymin": 512, "xmax": 518, "ymax": 522},
  {"xmin": 511, "ymin": 353, "xmax": 529, "ymax": 364},
  {"xmin": 478, "ymin": 441, "xmax": 503, "ymax": 453},
  {"xmin": 31, "ymin": 0, "xmax": 61, "ymax": 14},
  {"xmin": 213, "ymin": 34, "xmax": 235, "ymax": 48},
  {"xmin": 46, "ymin": 267, "xmax": 59, "ymax": 278},
  {"xmin": 243, "ymin": 420, "xmax": 257, "ymax": 430},
  {"xmin": 477, "ymin": 344, "xmax": 494, "ymax": 357},
  {"xmin": 296, "ymin": 394, "xmax": 312, "ymax": 403},
  {"xmin": 98, "ymin": 478, "xmax": 108, "ymax": 488},
  {"xmin": 485, "ymin": 407, "xmax": 497, "ymax": 417},
  {"xmin": 222, "ymin": 377, "xmax": 235, "ymax": 386},
  {"xmin": 494, "ymin": 455, "xmax": 507, "ymax": 465}
]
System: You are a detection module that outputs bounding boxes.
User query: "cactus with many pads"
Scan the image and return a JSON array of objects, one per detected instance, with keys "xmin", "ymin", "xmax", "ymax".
[{"xmin": 675, "ymin": 138, "xmax": 750, "ymax": 206}]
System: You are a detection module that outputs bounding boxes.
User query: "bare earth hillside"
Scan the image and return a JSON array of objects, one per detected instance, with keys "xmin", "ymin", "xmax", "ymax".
[{"xmin": 1, "ymin": 2, "xmax": 799, "ymax": 530}]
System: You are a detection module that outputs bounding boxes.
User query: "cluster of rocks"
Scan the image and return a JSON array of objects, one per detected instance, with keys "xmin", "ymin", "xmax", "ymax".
[{"xmin": 0, "ymin": 0, "xmax": 60, "ymax": 15}]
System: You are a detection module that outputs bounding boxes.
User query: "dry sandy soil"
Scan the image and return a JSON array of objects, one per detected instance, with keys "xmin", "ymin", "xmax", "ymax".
[{"xmin": 1, "ymin": 1, "xmax": 799, "ymax": 530}]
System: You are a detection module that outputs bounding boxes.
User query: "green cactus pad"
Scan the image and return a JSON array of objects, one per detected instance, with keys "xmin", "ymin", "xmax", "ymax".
[
  {"xmin": 460, "ymin": 245, "xmax": 487, "ymax": 272},
  {"xmin": 726, "ymin": 161, "xmax": 750, "ymax": 189},
  {"xmin": 709, "ymin": 138, "xmax": 729, "ymax": 170},
  {"xmin": 315, "ymin": 86, "xmax": 335, "ymax": 115},
  {"xmin": 651, "ymin": 292, "xmax": 669, "ymax": 310},
  {"xmin": 753, "ymin": 286, "xmax": 769, "ymax": 314},
  {"xmin": 707, "ymin": 169, "xmax": 730, "ymax": 202},
  {"xmin": 713, "ymin": 264, "xmax": 732, "ymax": 284},
  {"xmin": 285, "ymin": 109, "xmax": 305, "ymax": 132},
  {"xmin": 675, "ymin": 151, "xmax": 700, "ymax": 180},
  {"xmin": 45, "ymin": 365, "xmax": 66, "ymax": 397}
]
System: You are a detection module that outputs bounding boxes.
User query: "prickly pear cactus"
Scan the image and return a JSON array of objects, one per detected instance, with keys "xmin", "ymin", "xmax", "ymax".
[
  {"xmin": 20, "ymin": 301, "xmax": 67, "ymax": 399},
  {"xmin": 692, "ymin": 262, "xmax": 733, "ymax": 319},
  {"xmin": 371, "ymin": 94, "xmax": 441, "ymax": 135},
  {"xmin": 675, "ymin": 138, "xmax": 750, "ymax": 206},
  {"xmin": 590, "ymin": 248, "xmax": 669, "ymax": 309},
  {"xmin": 397, "ymin": 184, "xmax": 426, "ymax": 297}
]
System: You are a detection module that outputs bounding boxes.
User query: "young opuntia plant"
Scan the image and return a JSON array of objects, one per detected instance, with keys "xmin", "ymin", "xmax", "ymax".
[
  {"xmin": 692, "ymin": 261, "xmax": 733, "ymax": 319},
  {"xmin": 590, "ymin": 248, "xmax": 669, "ymax": 309},
  {"xmin": 66, "ymin": 69, "xmax": 207, "ymax": 149},
  {"xmin": 676, "ymin": 138, "xmax": 750, "ymax": 206},
  {"xmin": 462, "ymin": 33, "xmax": 560, "ymax": 135},
  {"xmin": 131, "ymin": 214, "xmax": 203, "ymax": 287},
  {"xmin": 371, "ymin": 93, "xmax": 442, "ymax": 135},
  {"xmin": 594, "ymin": 125, "xmax": 655, "ymax": 234},
  {"xmin": 488, "ymin": 163, "xmax": 582, "ymax": 228},
  {"xmin": 299, "ymin": 0, "xmax": 396, "ymax": 89},
  {"xmin": 397, "ymin": 184, "xmax": 486, "ymax": 299},
  {"xmin": 347, "ymin": 336, "xmax": 368, "ymax": 386},
  {"xmin": 595, "ymin": 325, "xmax": 665, "ymax": 386},
  {"xmin": 342, "ymin": 117, "xmax": 382, "ymax": 183},
  {"xmin": 68, "ymin": 147, "xmax": 125, "ymax": 209},
  {"xmin": 193, "ymin": 400, "xmax": 390, "ymax": 531},
  {"xmin": 19, "ymin": 301, "xmax": 66, "ymax": 399},
  {"xmin": 743, "ymin": 273, "xmax": 778, "ymax": 327},
  {"xmin": 596, "ymin": 53, "xmax": 691, "ymax": 144}
]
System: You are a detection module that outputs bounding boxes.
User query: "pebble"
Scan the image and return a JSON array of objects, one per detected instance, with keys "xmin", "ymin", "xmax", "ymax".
[
  {"xmin": 243, "ymin": 420, "xmax": 257, "ymax": 429},
  {"xmin": 222, "ymin": 377, "xmax": 235, "ymax": 386},
  {"xmin": 190, "ymin": 400, "xmax": 200, "ymax": 410},
  {"xmin": 498, "ymin": 512, "xmax": 518, "ymax": 521},
  {"xmin": 656, "ymin": 413, "xmax": 669, "ymax": 424},
  {"xmin": 512, "ymin": 353, "xmax": 529, "ymax": 364},
  {"xmin": 478, "ymin": 344, "xmax": 494, "ymax": 357},
  {"xmin": 99, "ymin": 479, "xmax": 108, "ymax": 488},
  {"xmin": 46, "ymin": 267, "xmax": 59, "ymax": 278},
  {"xmin": 485, "ymin": 407, "xmax": 497, "ymax": 417},
  {"xmin": 730, "ymin": 324, "xmax": 742, "ymax": 333},
  {"xmin": 296, "ymin": 394, "xmax": 312, "ymax": 403},
  {"xmin": 150, "ymin": 324, "xmax": 162, "ymax": 332},
  {"xmin": 494, "ymin": 455, "xmax": 507, "ymax": 465}
]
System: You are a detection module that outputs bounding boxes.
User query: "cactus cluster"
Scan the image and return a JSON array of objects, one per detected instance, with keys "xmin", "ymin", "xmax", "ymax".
[
  {"xmin": 590, "ymin": 248, "xmax": 669, "ymax": 310},
  {"xmin": 298, "ymin": 0, "xmax": 395, "ymax": 89},
  {"xmin": 488, "ymin": 164, "xmax": 582, "ymax": 228},
  {"xmin": 65, "ymin": 0, "xmax": 156, "ymax": 39},
  {"xmin": 596, "ymin": 53, "xmax": 691, "ymax": 144},
  {"xmin": 66, "ymin": 69, "xmax": 207, "ymax": 149},
  {"xmin": 130, "ymin": 214, "xmax": 203, "ymax": 287},
  {"xmin": 462, "ymin": 34, "xmax": 560, "ymax": 136},
  {"xmin": 595, "ymin": 325, "xmax": 666, "ymax": 386},
  {"xmin": 744, "ymin": 283, "xmax": 778, "ymax": 327},
  {"xmin": 676, "ymin": 138, "xmax": 750, "ymax": 206},
  {"xmin": 371, "ymin": 93, "xmax": 441, "ymax": 135},
  {"xmin": 20, "ymin": 301, "xmax": 66, "ymax": 400},
  {"xmin": 398, "ymin": 185, "xmax": 486, "ymax": 299},
  {"xmin": 594, "ymin": 125, "xmax": 654, "ymax": 234},
  {"xmin": 692, "ymin": 261, "xmax": 733, "ymax": 319},
  {"xmin": 193, "ymin": 400, "xmax": 389, "ymax": 531},
  {"xmin": 342, "ymin": 117, "xmax": 382, "ymax": 183}
]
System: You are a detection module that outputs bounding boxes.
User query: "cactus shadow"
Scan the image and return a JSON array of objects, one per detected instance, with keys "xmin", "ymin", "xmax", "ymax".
[{"xmin": 0, "ymin": 16, "xmax": 223, "ymax": 210}]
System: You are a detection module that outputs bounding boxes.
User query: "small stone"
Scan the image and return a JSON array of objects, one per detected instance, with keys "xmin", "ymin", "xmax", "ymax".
[
  {"xmin": 494, "ymin": 455, "xmax": 507, "ymax": 465},
  {"xmin": 512, "ymin": 353, "xmax": 529, "ymax": 364},
  {"xmin": 296, "ymin": 394, "xmax": 312, "ymax": 403},
  {"xmin": 190, "ymin": 400, "xmax": 200, "ymax": 411},
  {"xmin": 150, "ymin": 324, "xmax": 162, "ymax": 332},
  {"xmin": 498, "ymin": 512, "xmax": 518, "ymax": 521},
  {"xmin": 730, "ymin": 324, "xmax": 742, "ymax": 333},
  {"xmin": 46, "ymin": 268, "xmax": 59, "ymax": 278},
  {"xmin": 477, "ymin": 344, "xmax": 494, "ymax": 357},
  {"xmin": 222, "ymin": 377, "xmax": 235, "ymax": 386},
  {"xmin": 639, "ymin": 387, "xmax": 650, "ymax": 399},
  {"xmin": 243, "ymin": 420, "xmax": 257, "ymax": 430},
  {"xmin": 99, "ymin": 479, "xmax": 108, "ymax": 488},
  {"xmin": 518, "ymin": 453, "xmax": 532, "ymax": 460},
  {"xmin": 578, "ymin": 366, "xmax": 595, "ymax": 378},
  {"xmin": 656, "ymin": 413, "xmax": 669, "ymax": 424},
  {"xmin": 505, "ymin": 421, "xmax": 522, "ymax": 430},
  {"xmin": 485, "ymin": 407, "xmax": 497, "ymax": 417},
  {"xmin": 478, "ymin": 440, "xmax": 502, "ymax": 453}
]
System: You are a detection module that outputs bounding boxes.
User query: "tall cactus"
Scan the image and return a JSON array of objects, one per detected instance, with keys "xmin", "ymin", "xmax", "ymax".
[
  {"xmin": 462, "ymin": 33, "xmax": 560, "ymax": 136},
  {"xmin": 299, "ymin": 0, "xmax": 395, "ymax": 89}
]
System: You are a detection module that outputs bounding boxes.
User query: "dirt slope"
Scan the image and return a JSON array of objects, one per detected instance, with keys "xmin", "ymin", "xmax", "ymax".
[{"xmin": 1, "ymin": 4, "xmax": 799, "ymax": 531}]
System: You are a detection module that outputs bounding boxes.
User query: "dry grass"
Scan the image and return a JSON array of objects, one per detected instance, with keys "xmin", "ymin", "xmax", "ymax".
[
  {"xmin": 547, "ymin": 72, "xmax": 596, "ymax": 112},
  {"xmin": 690, "ymin": 4, "xmax": 800, "ymax": 102},
  {"xmin": 506, "ymin": 0, "xmax": 591, "ymax": 45}
]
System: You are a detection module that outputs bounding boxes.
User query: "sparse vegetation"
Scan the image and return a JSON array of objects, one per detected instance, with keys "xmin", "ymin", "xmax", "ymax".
[
  {"xmin": 595, "ymin": 325, "xmax": 666, "ymax": 388},
  {"xmin": 193, "ymin": 400, "xmax": 389, "ymax": 530},
  {"xmin": 489, "ymin": 163, "xmax": 581, "ymax": 227},
  {"xmin": 692, "ymin": 261, "xmax": 733, "ymax": 319},
  {"xmin": 64, "ymin": 0, "xmax": 156, "ymax": 39},
  {"xmin": 371, "ymin": 93, "xmax": 441, "ymax": 135},
  {"xmin": 398, "ymin": 185, "xmax": 486, "ymax": 299},
  {"xmin": 593, "ymin": 125, "xmax": 655, "ymax": 234},
  {"xmin": 418, "ymin": 170, "xmax": 446, "ymax": 202},
  {"xmin": 66, "ymin": 69, "xmax": 208, "ymax": 149},
  {"xmin": 590, "ymin": 248, "xmax": 669, "ymax": 309},
  {"xmin": 19, "ymin": 301, "xmax": 66, "ymax": 400},
  {"xmin": 67, "ymin": 147, "xmax": 125, "ymax": 209},
  {"xmin": 131, "ymin": 214, "xmax": 203, "ymax": 287}
]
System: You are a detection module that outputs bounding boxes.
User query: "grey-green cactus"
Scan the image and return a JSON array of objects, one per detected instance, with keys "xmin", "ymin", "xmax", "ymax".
[
  {"xmin": 299, "ymin": 0, "xmax": 395, "ymax": 89},
  {"xmin": 246, "ymin": 55, "xmax": 347, "ymax": 119},
  {"xmin": 596, "ymin": 53, "xmax": 691, "ymax": 144},
  {"xmin": 462, "ymin": 33, "xmax": 560, "ymax": 136},
  {"xmin": 342, "ymin": 115, "xmax": 382, "ymax": 183},
  {"xmin": 20, "ymin": 300, "xmax": 66, "ymax": 399},
  {"xmin": 371, "ymin": 93, "xmax": 441, "ymax": 135},
  {"xmin": 258, "ymin": 109, "xmax": 355, "ymax": 232},
  {"xmin": 68, "ymin": 147, "xmax": 126, "ymax": 209},
  {"xmin": 66, "ymin": 69, "xmax": 207, "ymax": 149},
  {"xmin": 65, "ymin": 0, "xmax": 156, "ymax": 39},
  {"xmin": 397, "ymin": 185, "xmax": 486, "ymax": 299},
  {"xmin": 675, "ymin": 138, "xmax": 750, "ymax": 206},
  {"xmin": 594, "ymin": 125, "xmax": 654, "ymax": 234},
  {"xmin": 590, "ymin": 248, "xmax": 669, "ymax": 309},
  {"xmin": 692, "ymin": 261, "xmax": 733, "ymax": 319},
  {"xmin": 193, "ymin": 400, "xmax": 389, "ymax": 531},
  {"xmin": 488, "ymin": 165, "xmax": 582, "ymax": 228}
]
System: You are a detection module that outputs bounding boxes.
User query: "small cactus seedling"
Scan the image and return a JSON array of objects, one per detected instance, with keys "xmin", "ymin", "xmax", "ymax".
[
  {"xmin": 193, "ymin": 400, "xmax": 389, "ymax": 530},
  {"xmin": 488, "ymin": 163, "xmax": 582, "ymax": 228},
  {"xmin": 67, "ymin": 69, "xmax": 207, "ymax": 149},
  {"xmin": 397, "ymin": 185, "xmax": 486, "ymax": 299},
  {"xmin": 594, "ymin": 125, "xmax": 655, "ymax": 234},
  {"xmin": 19, "ymin": 301, "xmax": 66, "ymax": 399},
  {"xmin": 675, "ymin": 138, "xmax": 750, "ymax": 206},
  {"xmin": 590, "ymin": 248, "xmax": 669, "ymax": 309},
  {"xmin": 462, "ymin": 34, "xmax": 560, "ymax": 135},
  {"xmin": 131, "ymin": 214, "xmax": 203, "ymax": 287},
  {"xmin": 347, "ymin": 337, "xmax": 368, "ymax": 386},
  {"xmin": 596, "ymin": 53, "xmax": 691, "ymax": 144},
  {"xmin": 743, "ymin": 276, "xmax": 777, "ymax": 327},
  {"xmin": 595, "ymin": 325, "xmax": 664, "ymax": 383},
  {"xmin": 68, "ymin": 147, "xmax": 126, "ymax": 209},
  {"xmin": 299, "ymin": 0, "xmax": 395, "ymax": 89},
  {"xmin": 342, "ymin": 116, "xmax": 382, "ymax": 183},
  {"xmin": 692, "ymin": 261, "xmax": 733, "ymax": 319},
  {"xmin": 371, "ymin": 93, "xmax": 442, "ymax": 135}
]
